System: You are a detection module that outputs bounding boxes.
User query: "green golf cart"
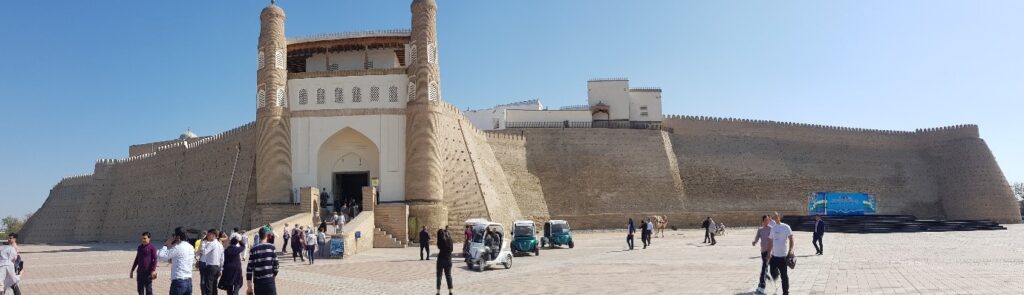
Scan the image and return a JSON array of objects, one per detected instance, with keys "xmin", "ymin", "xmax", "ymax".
[
  {"xmin": 541, "ymin": 220, "xmax": 574, "ymax": 249},
  {"xmin": 510, "ymin": 220, "xmax": 540, "ymax": 256}
]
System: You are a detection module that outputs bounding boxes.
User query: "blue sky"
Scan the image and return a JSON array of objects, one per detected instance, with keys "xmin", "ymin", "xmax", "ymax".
[{"xmin": 1, "ymin": 0, "xmax": 1021, "ymax": 218}]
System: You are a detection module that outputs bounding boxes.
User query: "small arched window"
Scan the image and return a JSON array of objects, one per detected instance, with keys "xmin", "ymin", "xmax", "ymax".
[
  {"xmin": 408, "ymin": 82, "xmax": 416, "ymax": 101},
  {"xmin": 334, "ymin": 87, "xmax": 344, "ymax": 103},
  {"xmin": 370, "ymin": 86, "xmax": 380, "ymax": 102},
  {"xmin": 274, "ymin": 50, "xmax": 285, "ymax": 69},
  {"xmin": 427, "ymin": 44, "xmax": 436, "ymax": 64},
  {"xmin": 352, "ymin": 87, "xmax": 362, "ymax": 102},
  {"xmin": 389, "ymin": 86, "xmax": 399, "ymax": 102},
  {"xmin": 276, "ymin": 88, "xmax": 286, "ymax": 107},
  {"xmin": 316, "ymin": 88, "xmax": 325, "ymax": 104},
  {"xmin": 298, "ymin": 89, "xmax": 308, "ymax": 105},
  {"xmin": 257, "ymin": 89, "xmax": 266, "ymax": 108},
  {"xmin": 428, "ymin": 81, "xmax": 439, "ymax": 102},
  {"xmin": 257, "ymin": 51, "xmax": 265, "ymax": 69}
]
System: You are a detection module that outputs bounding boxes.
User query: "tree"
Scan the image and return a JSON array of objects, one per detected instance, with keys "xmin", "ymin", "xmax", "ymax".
[
  {"xmin": 1013, "ymin": 182, "xmax": 1024, "ymax": 201},
  {"xmin": 0, "ymin": 213, "xmax": 31, "ymax": 235}
]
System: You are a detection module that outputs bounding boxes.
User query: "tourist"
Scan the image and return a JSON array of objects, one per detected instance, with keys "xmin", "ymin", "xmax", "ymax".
[
  {"xmin": 812, "ymin": 215, "xmax": 826, "ymax": 255},
  {"xmin": 195, "ymin": 230, "xmax": 207, "ymax": 269},
  {"xmin": 320, "ymin": 188, "xmax": 331, "ymax": 212},
  {"xmin": 130, "ymin": 232, "xmax": 157, "ymax": 295},
  {"xmin": 231, "ymin": 227, "xmax": 244, "ymax": 243},
  {"xmin": 645, "ymin": 218, "xmax": 655, "ymax": 246},
  {"xmin": 218, "ymin": 237, "xmax": 245, "ymax": 295},
  {"xmin": 200, "ymin": 229, "xmax": 224, "ymax": 295},
  {"xmin": 435, "ymin": 227, "xmax": 454, "ymax": 295},
  {"xmin": 246, "ymin": 228, "xmax": 279, "ymax": 295},
  {"xmin": 486, "ymin": 228, "xmax": 500, "ymax": 260},
  {"xmin": 265, "ymin": 224, "xmax": 275, "ymax": 245},
  {"xmin": 420, "ymin": 226, "xmax": 431, "ymax": 260},
  {"xmin": 707, "ymin": 218, "xmax": 718, "ymax": 246},
  {"xmin": 626, "ymin": 218, "xmax": 636, "ymax": 250},
  {"xmin": 157, "ymin": 227, "xmax": 196, "ymax": 295},
  {"xmin": 318, "ymin": 219, "xmax": 328, "ymax": 234},
  {"xmin": 304, "ymin": 228, "xmax": 317, "ymax": 265},
  {"xmin": 291, "ymin": 226, "xmax": 305, "ymax": 262},
  {"xmin": 463, "ymin": 225, "xmax": 473, "ymax": 256},
  {"xmin": 281, "ymin": 223, "xmax": 290, "ymax": 254},
  {"xmin": 1, "ymin": 233, "xmax": 21, "ymax": 295},
  {"xmin": 640, "ymin": 219, "xmax": 649, "ymax": 249},
  {"xmin": 702, "ymin": 217, "xmax": 711, "ymax": 243},
  {"xmin": 316, "ymin": 228, "xmax": 327, "ymax": 258},
  {"xmin": 767, "ymin": 213, "xmax": 794, "ymax": 295},
  {"xmin": 337, "ymin": 211, "xmax": 347, "ymax": 233},
  {"xmin": 751, "ymin": 215, "xmax": 773, "ymax": 294}
]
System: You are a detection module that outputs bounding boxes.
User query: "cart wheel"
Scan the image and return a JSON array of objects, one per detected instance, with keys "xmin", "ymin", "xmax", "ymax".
[
  {"xmin": 534, "ymin": 247, "xmax": 540, "ymax": 256},
  {"xmin": 503, "ymin": 255, "xmax": 512, "ymax": 269},
  {"xmin": 466, "ymin": 261, "xmax": 473, "ymax": 269},
  {"xmin": 568, "ymin": 241, "xmax": 575, "ymax": 249},
  {"xmin": 476, "ymin": 258, "xmax": 484, "ymax": 272}
]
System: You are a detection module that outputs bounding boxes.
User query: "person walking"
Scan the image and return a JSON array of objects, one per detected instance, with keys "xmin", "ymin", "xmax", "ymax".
[
  {"xmin": 200, "ymin": 230, "xmax": 225, "ymax": 295},
  {"xmin": 1, "ymin": 233, "xmax": 21, "ymax": 295},
  {"xmin": 304, "ymin": 229, "xmax": 317, "ymax": 265},
  {"xmin": 157, "ymin": 227, "xmax": 196, "ymax": 295},
  {"xmin": 419, "ymin": 226, "xmax": 431, "ymax": 260},
  {"xmin": 291, "ymin": 226, "xmax": 305, "ymax": 262},
  {"xmin": 812, "ymin": 215, "xmax": 826, "ymax": 255},
  {"xmin": 281, "ymin": 224, "xmax": 290, "ymax": 254},
  {"xmin": 626, "ymin": 218, "xmax": 636, "ymax": 250},
  {"xmin": 707, "ymin": 218, "xmax": 718, "ymax": 246},
  {"xmin": 218, "ymin": 237, "xmax": 245, "ymax": 295},
  {"xmin": 751, "ymin": 215, "xmax": 773, "ymax": 294},
  {"xmin": 435, "ymin": 227, "xmax": 454, "ymax": 295},
  {"xmin": 130, "ymin": 232, "xmax": 157, "ymax": 295},
  {"xmin": 246, "ymin": 228, "xmax": 279, "ymax": 295},
  {"xmin": 702, "ymin": 217, "xmax": 711, "ymax": 243},
  {"xmin": 767, "ymin": 213, "xmax": 794, "ymax": 295},
  {"xmin": 645, "ymin": 218, "xmax": 655, "ymax": 246},
  {"xmin": 316, "ymin": 228, "xmax": 327, "ymax": 258},
  {"xmin": 639, "ymin": 219, "xmax": 648, "ymax": 249}
]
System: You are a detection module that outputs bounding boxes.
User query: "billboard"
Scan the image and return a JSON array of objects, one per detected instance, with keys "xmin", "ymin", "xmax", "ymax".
[{"xmin": 807, "ymin": 192, "xmax": 877, "ymax": 216}]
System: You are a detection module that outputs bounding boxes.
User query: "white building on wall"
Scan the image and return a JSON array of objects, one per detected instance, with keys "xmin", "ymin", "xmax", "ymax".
[
  {"xmin": 466, "ymin": 78, "xmax": 664, "ymax": 131},
  {"xmin": 286, "ymin": 30, "xmax": 413, "ymax": 208},
  {"xmin": 464, "ymin": 99, "xmax": 543, "ymax": 130}
]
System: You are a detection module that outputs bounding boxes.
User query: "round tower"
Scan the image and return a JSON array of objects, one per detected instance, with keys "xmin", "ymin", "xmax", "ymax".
[
  {"xmin": 255, "ymin": 2, "xmax": 294, "ymax": 205},
  {"xmin": 405, "ymin": 0, "xmax": 448, "ymax": 231}
]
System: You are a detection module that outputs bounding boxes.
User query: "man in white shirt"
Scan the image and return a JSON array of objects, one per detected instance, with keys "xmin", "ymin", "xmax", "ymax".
[
  {"xmin": 157, "ymin": 227, "xmax": 196, "ymax": 295},
  {"xmin": 199, "ymin": 230, "xmax": 224, "ymax": 295},
  {"xmin": 645, "ymin": 220, "xmax": 655, "ymax": 246},
  {"xmin": 767, "ymin": 214, "xmax": 794, "ymax": 295}
]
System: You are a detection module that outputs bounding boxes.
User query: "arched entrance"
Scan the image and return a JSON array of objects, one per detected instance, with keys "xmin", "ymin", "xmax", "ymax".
[{"xmin": 317, "ymin": 127, "xmax": 380, "ymax": 215}]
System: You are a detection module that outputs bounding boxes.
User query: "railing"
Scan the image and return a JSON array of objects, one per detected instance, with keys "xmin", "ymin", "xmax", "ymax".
[
  {"xmin": 505, "ymin": 121, "xmax": 669, "ymax": 132},
  {"xmin": 288, "ymin": 29, "xmax": 411, "ymax": 44},
  {"xmin": 558, "ymin": 104, "xmax": 589, "ymax": 110}
]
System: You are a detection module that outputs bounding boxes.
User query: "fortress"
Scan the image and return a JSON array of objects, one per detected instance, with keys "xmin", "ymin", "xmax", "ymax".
[{"xmin": 20, "ymin": 1, "xmax": 1020, "ymax": 244}]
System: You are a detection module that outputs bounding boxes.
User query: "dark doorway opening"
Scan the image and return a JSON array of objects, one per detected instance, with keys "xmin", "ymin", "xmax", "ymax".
[{"xmin": 334, "ymin": 172, "xmax": 369, "ymax": 216}]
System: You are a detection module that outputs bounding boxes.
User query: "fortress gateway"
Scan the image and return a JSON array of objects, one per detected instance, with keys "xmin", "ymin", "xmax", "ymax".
[{"xmin": 21, "ymin": 1, "xmax": 1020, "ymax": 245}]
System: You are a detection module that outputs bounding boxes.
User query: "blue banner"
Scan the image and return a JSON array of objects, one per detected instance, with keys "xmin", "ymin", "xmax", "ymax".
[{"xmin": 808, "ymin": 192, "xmax": 877, "ymax": 216}]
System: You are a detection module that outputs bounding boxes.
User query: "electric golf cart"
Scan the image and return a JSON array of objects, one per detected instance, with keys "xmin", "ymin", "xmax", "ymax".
[
  {"xmin": 464, "ymin": 218, "xmax": 513, "ymax": 272},
  {"xmin": 510, "ymin": 220, "xmax": 540, "ymax": 256},
  {"xmin": 541, "ymin": 220, "xmax": 574, "ymax": 249}
]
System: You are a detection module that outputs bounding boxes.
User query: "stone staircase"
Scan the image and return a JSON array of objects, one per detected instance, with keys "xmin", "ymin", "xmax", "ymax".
[{"xmin": 373, "ymin": 227, "xmax": 406, "ymax": 248}]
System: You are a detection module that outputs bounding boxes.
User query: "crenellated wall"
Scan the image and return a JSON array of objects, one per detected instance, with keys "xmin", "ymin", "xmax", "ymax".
[
  {"xmin": 661, "ymin": 115, "xmax": 1019, "ymax": 225},
  {"xmin": 21, "ymin": 122, "xmax": 259, "ymax": 243}
]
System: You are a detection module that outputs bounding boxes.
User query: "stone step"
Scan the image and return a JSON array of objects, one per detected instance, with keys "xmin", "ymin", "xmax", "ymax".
[{"xmin": 373, "ymin": 227, "xmax": 406, "ymax": 248}]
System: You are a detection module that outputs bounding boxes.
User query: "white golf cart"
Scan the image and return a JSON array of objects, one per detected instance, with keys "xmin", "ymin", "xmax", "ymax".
[{"xmin": 464, "ymin": 218, "xmax": 513, "ymax": 272}]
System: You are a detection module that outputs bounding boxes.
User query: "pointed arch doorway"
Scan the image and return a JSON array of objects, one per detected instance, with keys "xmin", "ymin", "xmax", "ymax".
[{"xmin": 317, "ymin": 127, "xmax": 379, "ymax": 215}]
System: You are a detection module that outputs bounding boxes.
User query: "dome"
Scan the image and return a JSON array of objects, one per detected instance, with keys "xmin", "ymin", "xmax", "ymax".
[{"xmin": 179, "ymin": 130, "xmax": 198, "ymax": 140}]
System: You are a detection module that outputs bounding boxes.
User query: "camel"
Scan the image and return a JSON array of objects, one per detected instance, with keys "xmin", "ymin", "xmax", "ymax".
[{"xmin": 648, "ymin": 215, "xmax": 668, "ymax": 238}]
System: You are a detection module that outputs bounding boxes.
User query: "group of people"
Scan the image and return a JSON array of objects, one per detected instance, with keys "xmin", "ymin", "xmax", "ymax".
[
  {"xmin": 624, "ymin": 218, "xmax": 657, "ymax": 250},
  {"xmin": 702, "ymin": 217, "xmax": 727, "ymax": 245},
  {"xmin": 749, "ymin": 212, "xmax": 823, "ymax": 295},
  {"xmin": 283, "ymin": 223, "xmax": 328, "ymax": 265},
  {"xmin": 131, "ymin": 226, "xmax": 279, "ymax": 295},
  {"xmin": 0, "ymin": 233, "xmax": 22, "ymax": 295}
]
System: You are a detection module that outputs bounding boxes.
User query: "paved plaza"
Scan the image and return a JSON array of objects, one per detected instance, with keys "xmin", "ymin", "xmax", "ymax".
[{"xmin": 13, "ymin": 225, "xmax": 1024, "ymax": 294}]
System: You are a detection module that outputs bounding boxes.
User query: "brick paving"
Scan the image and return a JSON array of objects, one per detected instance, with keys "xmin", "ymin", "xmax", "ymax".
[{"xmin": 13, "ymin": 224, "xmax": 1024, "ymax": 294}]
